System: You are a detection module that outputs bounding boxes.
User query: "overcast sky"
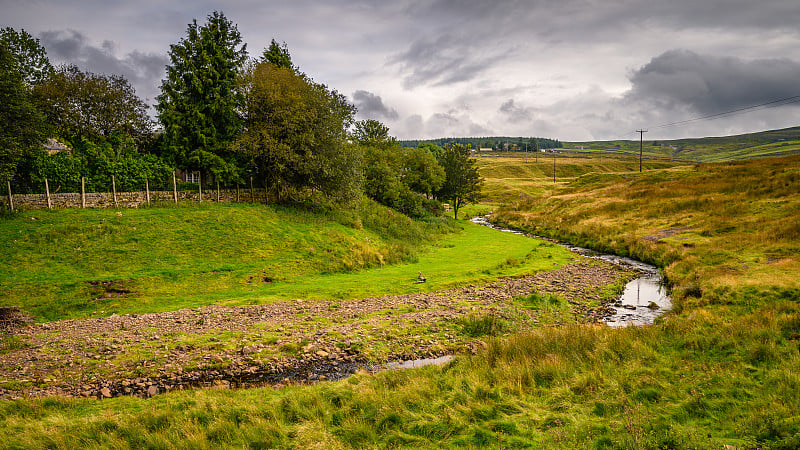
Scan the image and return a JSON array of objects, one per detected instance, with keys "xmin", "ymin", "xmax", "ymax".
[{"xmin": 4, "ymin": 0, "xmax": 800, "ymax": 141}]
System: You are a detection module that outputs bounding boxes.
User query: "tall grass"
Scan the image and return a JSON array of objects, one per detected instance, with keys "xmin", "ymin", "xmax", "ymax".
[{"xmin": 3, "ymin": 293, "xmax": 798, "ymax": 448}]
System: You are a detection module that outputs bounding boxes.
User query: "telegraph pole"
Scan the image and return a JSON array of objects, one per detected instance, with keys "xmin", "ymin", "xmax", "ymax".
[{"xmin": 637, "ymin": 129, "xmax": 648, "ymax": 172}]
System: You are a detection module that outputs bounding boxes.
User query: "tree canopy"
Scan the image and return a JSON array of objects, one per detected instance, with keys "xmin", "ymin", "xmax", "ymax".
[
  {"xmin": 435, "ymin": 142, "xmax": 482, "ymax": 220},
  {"xmin": 261, "ymin": 39, "xmax": 294, "ymax": 70},
  {"xmin": 352, "ymin": 119, "xmax": 397, "ymax": 149},
  {"xmin": 0, "ymin": 27, "xmax": 53, "ymax": 87},
  {"xmin": 156, "ymin": 11, "xmax": 248, "ymax": 183},
  {"xmin": 0, "ymin": 43, "xmax": 47, "ymax": 184},
  {"xmin": 234, "ymin": 63, "xmax": 360, "ymax": 203},
  {"xmin": 33, "ymin": 64, "xmax": 152, "ymax": 144}
]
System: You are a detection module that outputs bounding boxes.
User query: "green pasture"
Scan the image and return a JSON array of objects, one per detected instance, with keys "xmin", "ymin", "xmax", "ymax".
[{"xmin": 0, "ymin": 200, "xmax": 571, "ymax": 321}]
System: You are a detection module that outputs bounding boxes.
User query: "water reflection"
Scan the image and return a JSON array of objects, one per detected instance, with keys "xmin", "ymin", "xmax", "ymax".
[{"xmin": 470, "ymin": 215, "xmax": 672, "ymax": 327}]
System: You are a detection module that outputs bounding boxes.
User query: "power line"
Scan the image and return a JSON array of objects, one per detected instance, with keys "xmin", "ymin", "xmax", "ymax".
[{"xmin": 652, "ymin": 94, "xmax": 800, "ymax": 129}]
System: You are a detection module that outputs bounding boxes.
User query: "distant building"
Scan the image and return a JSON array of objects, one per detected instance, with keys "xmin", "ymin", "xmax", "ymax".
[
  {"xmin": 44, "ymin": 138, "xmax": 71, "ymax": 155},
  {"xmin": 175, "ymin": 169, "xmax": 201, "ymax": 184}
]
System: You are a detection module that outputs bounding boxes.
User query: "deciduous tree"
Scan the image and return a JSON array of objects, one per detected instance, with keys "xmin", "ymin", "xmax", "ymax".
[
  {"xmin": 33, "ymin": 65, "xmax": 152, "ymax": 144},
  {"xmin": 234, "ymin": 63, "xmax": 360, "ymax": 203},
  {"xmin": 352, "ymin": 119, "xmax": 396, "ymax": 149},
  {"xmin": 436, "ymin": 142, "xmax": 482, "ymax": 220},
  {"xmin": 401, "ymin": 148, "xmax": 444, "ymax": 198},
  {"xmin": 0, "ymin": 43, "xmax": 47, "ymax": 184},
  {"xmin": 0, "ymin": 27, "xmax": 53, "ymax": 87}
]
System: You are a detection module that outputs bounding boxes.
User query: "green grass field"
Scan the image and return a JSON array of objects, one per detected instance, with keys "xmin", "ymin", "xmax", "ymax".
[{"xmin": 0, "ymin": 199, "xmax": 572, "ymax": 321}]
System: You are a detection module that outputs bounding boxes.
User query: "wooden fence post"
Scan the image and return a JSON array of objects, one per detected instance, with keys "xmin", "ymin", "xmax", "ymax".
[
  {"xmin": 112, "ymin": 175, "xmax": 118, "ymax": 208},
  {"xmin": 249, "ymin": 177, "xmax": 254, "ymax": 202},
  {"xmin": 172, "ymin": 171, "xmax": 178, "ymax": 203},
  {"xmin": 81, "ymin": 177, "xmax": 86, "ymax": 208},
  {"xmin": 145, "ymin": 178, "xmax": 150, "ymax": 205},
  {"xmin": 6, "ymin": 181, "xmax": 13, "ymax": 211},
  {"xmin": 236, "ymin": 184, "xmax": 240, "ymax": 202},
  {"xmin": 198, "ymin": 173, "xmax": 202, "ymax": 203},
  {"xmin": 216, "ymin": 181, "xmax": 220, "ymax": 202},
  {"xmin": 45, "ymin": 178, "xmax": 52, "ymax": 209}
]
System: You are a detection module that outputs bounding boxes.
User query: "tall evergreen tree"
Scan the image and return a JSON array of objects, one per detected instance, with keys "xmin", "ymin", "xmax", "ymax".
[
  {"xmin": 261, "ymin": 39, "xmax": 294, "ymax": 70},
  {"xmin": 156, "ymin": 11, "xmax": 247, "ymax": 183}
]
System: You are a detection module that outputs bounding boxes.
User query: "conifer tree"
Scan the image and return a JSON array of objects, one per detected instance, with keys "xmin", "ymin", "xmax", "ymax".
[
  {"xmin": 261, "ymin": 39, "xmax": 294, "ymax": 70},
  {"xmin": 156, "ymin": 11, "xmax": 247, "ymax": 183}
]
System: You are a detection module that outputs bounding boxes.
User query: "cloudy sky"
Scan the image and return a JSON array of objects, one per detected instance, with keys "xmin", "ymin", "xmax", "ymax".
[{"xmin": 4, "ymin": 0, "xmax": 800, "ymax": 141}]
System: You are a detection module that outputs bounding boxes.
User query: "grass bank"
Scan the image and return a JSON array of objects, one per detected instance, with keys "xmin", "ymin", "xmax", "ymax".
[
  {"xmin": 2, "ymin": 307, "xmax": 798, "ymax": 448},
  {"xmin": 0, "ymin": 198, "xmax": 573, "ymax": 322}
]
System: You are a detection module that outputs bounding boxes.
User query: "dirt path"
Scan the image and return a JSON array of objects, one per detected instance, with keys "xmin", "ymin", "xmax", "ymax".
[{"xmin": 0, "ymin": 260, "xmax": 635, "ymax": 400}]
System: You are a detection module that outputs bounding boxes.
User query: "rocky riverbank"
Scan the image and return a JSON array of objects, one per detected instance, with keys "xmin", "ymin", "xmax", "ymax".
[{"xmin": 0, "ymin": 260, "xmax": 635, "ymax": 400}]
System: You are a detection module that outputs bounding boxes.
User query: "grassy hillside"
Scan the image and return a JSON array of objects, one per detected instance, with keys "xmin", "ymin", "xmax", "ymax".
[
  {"xmin": 0, "ymin": 199, "xmax": 574, "ymax": 321},
  {"xmin": 564, "ymin": 126, "xmax": 800, "ymax": 162},
  {"xmin": 475, "ymin": 155, "xmax": 682, "ymax": 204},
  {"xmin": 1, "ymin": 155, "xmax": 798, "ymax": 448}
]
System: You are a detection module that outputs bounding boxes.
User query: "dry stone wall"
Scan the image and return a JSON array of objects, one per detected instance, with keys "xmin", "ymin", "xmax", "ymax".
[{"xmin": 4, "ymin": 188, "xmax": 271, "ymax": 210}]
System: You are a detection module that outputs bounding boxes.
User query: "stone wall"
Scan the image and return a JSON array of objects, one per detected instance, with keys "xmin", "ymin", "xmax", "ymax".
[{"xmin": 4, "ymin": 188, "xmax": 272, "ymax": 210}]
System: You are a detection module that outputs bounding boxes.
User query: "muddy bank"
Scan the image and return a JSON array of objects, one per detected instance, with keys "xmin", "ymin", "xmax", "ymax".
[{"xmin": 0, "ymin": 261, "xmax": 635, "ymax": 400}]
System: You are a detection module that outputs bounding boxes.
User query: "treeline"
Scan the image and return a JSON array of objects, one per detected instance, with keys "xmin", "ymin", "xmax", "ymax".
[
  {"xmin": 399, "ymin": 137, "xmax": 563, "ymax": 151},
  {"xmin": 0, "ymin": 14, "xmax": 481, "ymax": 217}
]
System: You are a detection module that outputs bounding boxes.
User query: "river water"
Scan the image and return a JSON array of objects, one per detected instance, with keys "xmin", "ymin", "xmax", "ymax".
[{"xmin": 469, "ymin": 216, "xmax": 671, "ymax": 327}]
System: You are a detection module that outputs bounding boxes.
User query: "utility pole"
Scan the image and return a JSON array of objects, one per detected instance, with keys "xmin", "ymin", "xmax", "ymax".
[{"xmin": 637, "ymin": 129, "xmax": 647, "ymax": 172}]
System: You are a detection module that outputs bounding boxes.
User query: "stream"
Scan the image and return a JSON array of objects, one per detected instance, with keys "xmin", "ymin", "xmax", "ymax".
[{"xmin": 470, "ymin": 216, "xmax": 671, "ymax": 327}]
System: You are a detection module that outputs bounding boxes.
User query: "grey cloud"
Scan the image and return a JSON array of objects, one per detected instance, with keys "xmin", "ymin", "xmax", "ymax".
[
  {"xmin": 499, "ymin": 99, "xmax": 536, "ymax": 123},
  {"xmin": 389, "ymin": 32, "xmax": 511, "ymax": 89},
  {"xmin": 352, "ymin": 90, "xmax": 399, "ymax": 120},
  {"xmin": 39, "ymin": 29, "xmax": 168, "ymax": 104},
  {"xmin": 39, "ymin": 30, "xmax": 84, "ymax": 59},
  {"xmin": 626, "ymin": 49, "xmax": 800, "ymax": 115}
]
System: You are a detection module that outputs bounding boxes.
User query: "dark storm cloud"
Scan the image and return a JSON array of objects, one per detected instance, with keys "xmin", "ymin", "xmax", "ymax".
[
  {"xmin": 352, "ymin": 90, "xmax": 399, "ymax": 120},
  {"xmin": 39, "ymin": 29, "xmax": 168, "ymax": 103},
  {"xmin": 626, "ymin": 49, "xmax": 800, "ymax": 114}
]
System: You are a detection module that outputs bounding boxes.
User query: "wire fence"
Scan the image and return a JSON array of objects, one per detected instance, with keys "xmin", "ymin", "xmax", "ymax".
[{"xmin": 3, "ymin": 172, "xmax": 271, "ymax": 210}]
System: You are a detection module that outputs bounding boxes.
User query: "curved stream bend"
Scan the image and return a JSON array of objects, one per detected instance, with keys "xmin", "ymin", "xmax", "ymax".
[{"xmin": 469, "ymin": 216, "xmax": 671, "ymax": 327}]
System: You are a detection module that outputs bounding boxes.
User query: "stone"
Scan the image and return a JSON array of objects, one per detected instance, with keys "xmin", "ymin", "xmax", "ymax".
[
  {"xmin": 147, "ymin": 385, "xmax": 159, "ymax": 397},
  {"xmin": 211, "ymin": 380, "xmax": 230, "ymax": 390},
  {"xmin": 99, "ymin": 387, "xmax": 112, "ymax": 398}
]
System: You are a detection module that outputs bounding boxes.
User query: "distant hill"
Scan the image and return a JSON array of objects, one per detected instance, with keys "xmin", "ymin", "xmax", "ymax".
[
  {"xmin": 563, "ymin": 126, "xmax": 800, "ymax": 162},
  {"xmin": 398, "ymin": 136, "xmax": 563, "ymax": 151}
]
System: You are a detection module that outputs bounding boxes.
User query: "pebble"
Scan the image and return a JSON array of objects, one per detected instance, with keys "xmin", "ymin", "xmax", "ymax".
[{"xmin": 1, "ymin": 262, "xmax": 633, "ymax": 400}]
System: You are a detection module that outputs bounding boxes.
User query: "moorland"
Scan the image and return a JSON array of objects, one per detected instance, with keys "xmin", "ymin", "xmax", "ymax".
[{"xmin": 0, "ymin": 146, "xmax": 799, "ymax": 448}]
